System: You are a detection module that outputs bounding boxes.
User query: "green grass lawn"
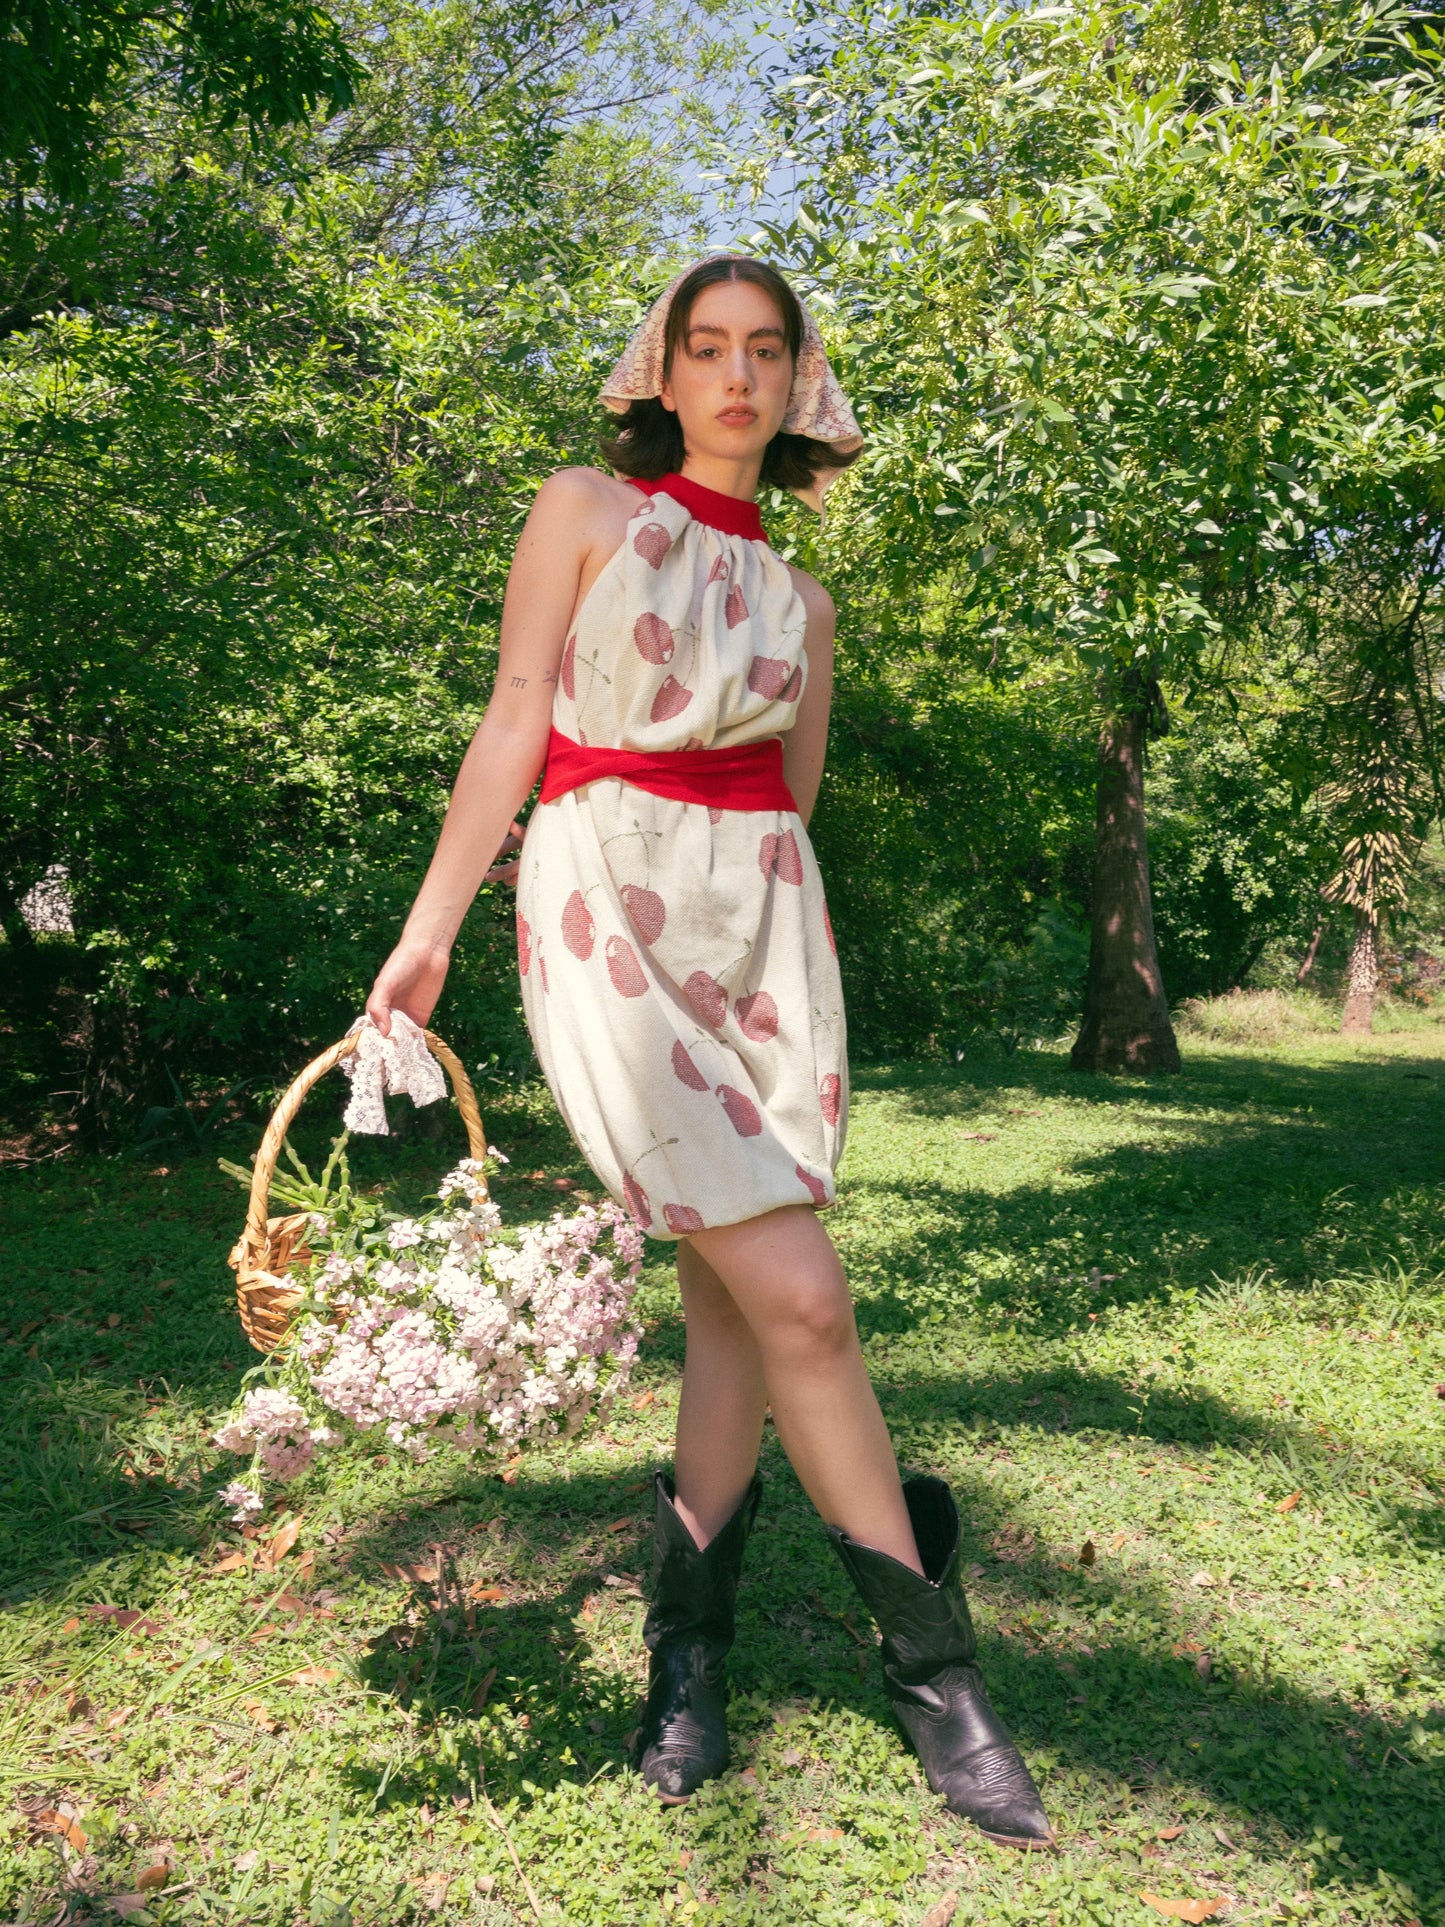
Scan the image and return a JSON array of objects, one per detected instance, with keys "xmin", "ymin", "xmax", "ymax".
[{"xmin": 3, "ymin": 1024, "xmax": 1443, "ymax": 1926}]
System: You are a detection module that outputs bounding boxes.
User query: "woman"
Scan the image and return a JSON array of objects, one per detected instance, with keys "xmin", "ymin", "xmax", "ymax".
[{"xmin": 365, "ymin": 254, "xmax": 1053, "ymax": 1851}]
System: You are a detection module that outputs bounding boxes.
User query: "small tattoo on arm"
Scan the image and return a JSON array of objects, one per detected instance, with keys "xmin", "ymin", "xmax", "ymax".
[
  {"xmin": 510, "ymin": 675, "xmax": 528, "ymax": 688},
  {"xmin": 542, "ymin": 670, "xmax": 557, "ymax": 685}
]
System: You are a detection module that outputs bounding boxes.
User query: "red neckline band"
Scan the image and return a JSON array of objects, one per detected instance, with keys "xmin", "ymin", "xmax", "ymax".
[{"xmin": 629, "ymin": 473, "xmax": 767, "ymax": 544}]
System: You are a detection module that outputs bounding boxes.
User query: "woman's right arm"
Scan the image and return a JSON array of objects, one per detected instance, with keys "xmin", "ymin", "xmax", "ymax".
[{"xmin": 365, "ymin": 468, "xmax": 601, "ymax": 1035}]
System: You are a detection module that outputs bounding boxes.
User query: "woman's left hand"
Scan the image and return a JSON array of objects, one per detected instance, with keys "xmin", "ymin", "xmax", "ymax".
[{"xmin": 484, "ymin": 818, "xmax": 527, "ymax": 887}]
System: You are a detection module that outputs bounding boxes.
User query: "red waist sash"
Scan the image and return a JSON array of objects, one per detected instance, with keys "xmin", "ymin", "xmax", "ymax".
[{"xmin": 539, "ymin": 727, "xmax": 798, "ymax": 813}]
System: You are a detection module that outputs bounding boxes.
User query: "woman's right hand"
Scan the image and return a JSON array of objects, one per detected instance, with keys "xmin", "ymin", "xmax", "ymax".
[{"xmin": 365, "ymin": 938, "xmax": 452, "ymax": 1037}]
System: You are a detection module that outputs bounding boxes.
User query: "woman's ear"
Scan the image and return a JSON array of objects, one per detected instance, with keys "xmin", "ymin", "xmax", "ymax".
[{"xmin": 658, "ymin": 376, "xmax": 677, "ymax": 416}]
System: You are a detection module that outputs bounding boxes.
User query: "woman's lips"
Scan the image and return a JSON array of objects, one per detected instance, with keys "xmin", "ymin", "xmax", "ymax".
[{"xmin": 717, "ymin": 409, "xmax": 757, "ymax": 425}]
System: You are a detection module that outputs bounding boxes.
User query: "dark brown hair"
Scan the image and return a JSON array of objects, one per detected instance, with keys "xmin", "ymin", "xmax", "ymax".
[{"xmin": 599, "ymin": 256, "xmax": 859, "ymax": 495}]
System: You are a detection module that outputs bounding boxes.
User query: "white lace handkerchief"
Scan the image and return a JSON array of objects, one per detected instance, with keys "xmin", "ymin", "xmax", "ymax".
[{"xmin": 339, "ymin": 1012, "xmax": 447, "ymax": 1135}]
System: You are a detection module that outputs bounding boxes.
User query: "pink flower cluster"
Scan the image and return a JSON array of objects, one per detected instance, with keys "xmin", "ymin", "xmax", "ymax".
[
  {"xmin": 211, "ymin": 1387, "xmax": 339, "ymax": 1519},
  {"xmin": 213, "ymin": 1155, "xmax": 644, "ymax": 1515}
]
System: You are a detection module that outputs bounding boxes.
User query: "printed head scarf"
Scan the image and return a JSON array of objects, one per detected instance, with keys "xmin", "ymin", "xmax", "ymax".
[{"xmin": 599, "ymin": 253, "xmax": 863, "ymax": 513}]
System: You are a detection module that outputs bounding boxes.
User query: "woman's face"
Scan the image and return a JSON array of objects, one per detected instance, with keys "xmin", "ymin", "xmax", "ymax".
[{"xmin": 658, "ymin": 278, "xmax": 794, "ymax": 470}]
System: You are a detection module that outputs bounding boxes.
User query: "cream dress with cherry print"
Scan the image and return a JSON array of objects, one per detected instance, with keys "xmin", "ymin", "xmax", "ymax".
[{"xmin": 514, "ymin": 474, "xmax": 848, "ymax": 1239}]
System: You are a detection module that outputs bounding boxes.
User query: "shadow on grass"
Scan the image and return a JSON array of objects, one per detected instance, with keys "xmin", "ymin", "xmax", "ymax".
[
  {"xmin": 315, "ymin": 1438, "xmax": 1444, "ymax": 1918},
  {"xmin": 836, "ymin": 1051, "xmax": 1445, "ymax": 1345},
  {"xmin": 4, "ymin": 1043, "xmax": 1443, "ymax": 1913},
  {"xmin": 6, "ymin": 1343, "xmax": 1443, "ymax": 1914}
]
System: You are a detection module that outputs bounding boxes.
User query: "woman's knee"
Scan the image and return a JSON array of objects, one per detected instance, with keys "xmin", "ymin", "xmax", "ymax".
[{"xmin": 761, "ymin": 1277, "xmax": 857, "ymax": 1365}]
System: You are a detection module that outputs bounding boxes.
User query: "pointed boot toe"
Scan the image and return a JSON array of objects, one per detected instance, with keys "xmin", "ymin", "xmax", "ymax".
[
  {"xmin": 916, "ymin": 1664, "xmax": 1055, "ymax": 1848},
  {"xmin": 640, "ymin": 1730, "xmax": 717, "ymax": 1804},
  {"xmin": 949, "ymin": 1735, "xmax": 1055, "ymax": 1849},
  {"xmin": 636, "ymin": 1649, "xmax": 728, "ymax": 1802}
]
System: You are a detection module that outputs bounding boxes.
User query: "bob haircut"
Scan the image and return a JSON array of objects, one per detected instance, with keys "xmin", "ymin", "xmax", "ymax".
[{"xmin": 599, "ymin": 257, "xmax": 859, "ymax": 497}]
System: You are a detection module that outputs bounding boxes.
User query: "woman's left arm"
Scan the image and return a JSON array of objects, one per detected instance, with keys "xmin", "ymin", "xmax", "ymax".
[{"xmin": 781, "ymin": 574, "xmax": 836, "ymax": 828}]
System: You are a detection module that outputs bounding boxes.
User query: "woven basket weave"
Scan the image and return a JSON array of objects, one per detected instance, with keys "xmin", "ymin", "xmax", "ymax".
[{"xmin": 228, "ymin": 1028, "xmax": 488, "ymax": 1353}]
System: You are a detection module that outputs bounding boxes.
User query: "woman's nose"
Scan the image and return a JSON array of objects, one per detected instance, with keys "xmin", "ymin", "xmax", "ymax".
[{"xmin": 723, "ymin": 351, "xmax": 754, "ymax": 393}]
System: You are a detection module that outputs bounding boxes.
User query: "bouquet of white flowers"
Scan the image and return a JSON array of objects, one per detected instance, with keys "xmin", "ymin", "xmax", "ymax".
[{"xmin": 213, "ymin": 1134, "xmax": 644, "ymax": 1522}]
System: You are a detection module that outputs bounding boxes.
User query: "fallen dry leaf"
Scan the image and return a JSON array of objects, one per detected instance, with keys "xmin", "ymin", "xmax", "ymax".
[
  {"xmin": 381, "ymin": 1562, "xmax": 439, "ymax": 1586},
  {"xmin": 630, "ymin": 1390, "xmax": 656, "ymax": 1411},
  {"xmin": 105, "ymin": 1705, "xmax": 135, "ymax": 1732},
  {"xmin": 61, "ymin": 1616, "xmax": 81, "ymax": 1634},
  {"xmin": 213, "ymin": 1551, "xmax": 249, "ymax": 1574},
  {"xmin": 469, "ymin": 1665, "xmax": 498, "ymax": 1712},
  {"xmin": 296, "ymin": 1548, "xmax": 315, "ymax": 1576},
  {"xmin": 676, "ymin": 1850, "xmax": 693, "ymax": 1870},
  {"xmin": 1140, "ymin": 1893, "xmax": 1226, "ymax": 1921},
  {"xmin": 920, "ymin": 1895, "xmax": 960, "ymax": 1927},
  {"xmin": 242, "ymin": 1698, "xmax": 281, "ymax": 1733},
  {"xmin": 807, "ymin": 1827, "xmax": 844, "ymax": 1842},
  {"xmin": 109, "ymin": 1898, "xmax": 152, "ymax": 1921},
  {"xmin": 416, "ymin": 1871, "xmax": 450, "ymax": 1910},
  {"xmin": 1110, "ymin": 1531, "xmax": 1129, "ymax": 1553},
  {"xmin": 468, "ymin": 1584, "xmax": 507, "ymax": 1604},
  {"xmin": 36, "ymin": 1806, "xmax": 88, "ymax": 1852},
  {"xmin": 88, "ymin": 1604, "xmax": 162, "ymax": 1634},
  {"xmin": 1078, "ymin": 1539, "xmax": 1096, "ymax": 1568},
  {"xmin": 1188, "ymin": 1570, "xmax": 1215, "ymax": 1589},
  {"xmin": 607, "ymin": 1518, "xmax": 631, "ymax": 1534},
  {"xmin": 257, "ymin": 1518, "xmax": 302, "ymax": 1569},
  {"xmin": 136, "ymin": 1862, "xmax": 170, "ymax": 1892},
  {"xmin": 233, "ymin": 1850, "xmax": 260, "ymax": 1873},
  {"xmin": 287, "ymin": 1665, "xmax": 340, "ymax": 1685},
  {"xmin": 1156, "ymin": 1826, "xmax": 1185, "ymax": 1841},
  {"xmin": 1276, "ymin": 1491, "xmax": 1303, "ymax": 1513},
  {"xmin": 65, "ymin": 1691, "xmax": 93, "ymax": 1722}
]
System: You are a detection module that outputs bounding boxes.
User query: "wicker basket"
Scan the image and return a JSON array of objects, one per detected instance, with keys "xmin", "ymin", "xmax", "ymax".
[{"xmin": 228, "ymin": 1029, "xmax": 488, "ymax": 1353}]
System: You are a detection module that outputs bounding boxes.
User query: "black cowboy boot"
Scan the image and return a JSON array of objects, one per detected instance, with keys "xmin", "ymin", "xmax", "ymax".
[
  {"xmin": 632, "ymin": 1468, "xmax": 762, "ymax": 1804},
  {"xmin": 828, "ymin": 1475, "xmax": 1054, "ymax": 1849}
]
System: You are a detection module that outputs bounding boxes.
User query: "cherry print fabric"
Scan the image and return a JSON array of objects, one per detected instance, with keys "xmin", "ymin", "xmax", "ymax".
[{"xmin": 514, "ymin": 485, "xmax": 849, "ymax": 1241}]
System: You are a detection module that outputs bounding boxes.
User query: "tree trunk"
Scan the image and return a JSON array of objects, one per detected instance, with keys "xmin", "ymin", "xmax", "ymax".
[
  {"xmin": 1070, "ymin": 693, "xmax": 1181, "ymax": 1075},
  {"xmin": 1295, "ymin": 918, "xmax": 1324, "ymax": 985},
  {"xmin": 1340, "ymin": 910, "xmax": 1378, "ymax": 1033}
]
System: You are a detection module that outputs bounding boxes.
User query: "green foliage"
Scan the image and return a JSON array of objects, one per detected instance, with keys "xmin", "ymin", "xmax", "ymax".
[
  {"xmin": 1147, "ymin": 696, "xmax": 1335, "ymax": 996},
  {"xmin": 743, "ymin": 0, "xmax": 1445, "ymax": 1052},
  {"xmin": 0, "ymin": 0, "xmax": 363, "ymax": 195},
  {"xmin": 0, "ymin": 0, "xmax": 733, "ymax": 1140},
  {"xmin": 808, "ymin": 662, "xmax": 1095, "ymax": 1058},
  {"xmin": 763, "ymin": 0, "xmax": 1445, "ymax": 686}
]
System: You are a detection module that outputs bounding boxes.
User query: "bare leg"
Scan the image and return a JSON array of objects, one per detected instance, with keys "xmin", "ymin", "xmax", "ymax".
[
  {"xmin": 671, "ymin": 1241, "xmax": 769, "ymax": 1549},
  {"xmin": 686, "ymin": 1205, "xmax": 923, "ymax": 1575}
]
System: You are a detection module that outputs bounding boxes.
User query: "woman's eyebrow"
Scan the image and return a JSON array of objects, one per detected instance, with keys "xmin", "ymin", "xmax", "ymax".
[{"xmin": 687, "ymin": 323, "xmax": 787, "ymax": 344}]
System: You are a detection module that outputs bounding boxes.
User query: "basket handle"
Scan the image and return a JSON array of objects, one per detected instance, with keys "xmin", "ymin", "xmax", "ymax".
[{"xmin": 241, "ymin": 1027, "xmax": 489, "ymax": 1253}]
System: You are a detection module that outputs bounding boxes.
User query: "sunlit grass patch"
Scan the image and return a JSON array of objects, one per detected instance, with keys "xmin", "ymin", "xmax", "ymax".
[{"xmin": 1, "ymin": 1034, "xmax": 1442, "ymax": 1924}]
